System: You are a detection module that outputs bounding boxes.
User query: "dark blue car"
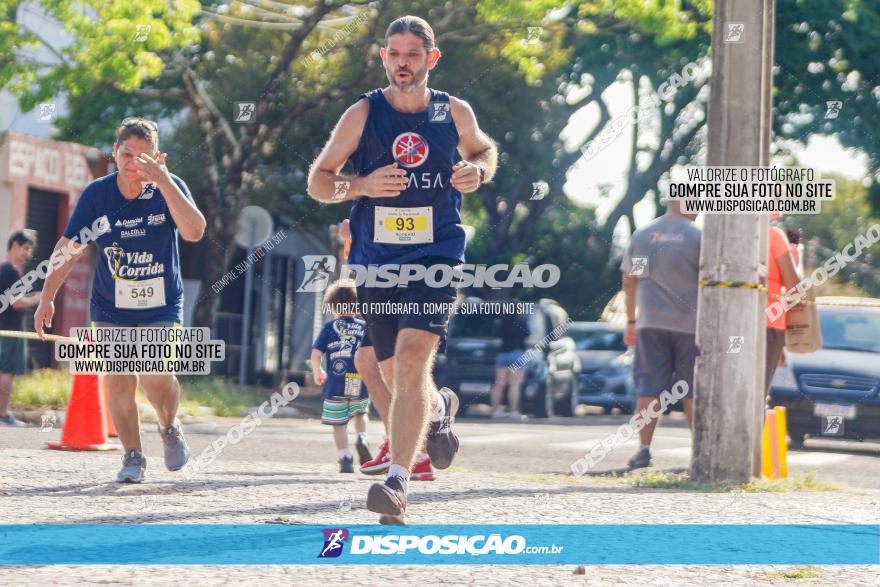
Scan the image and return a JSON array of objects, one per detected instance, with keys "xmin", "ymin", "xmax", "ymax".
[{"xmin": 769, "ymin": 297, "xmax": 880, "ymax": 447}]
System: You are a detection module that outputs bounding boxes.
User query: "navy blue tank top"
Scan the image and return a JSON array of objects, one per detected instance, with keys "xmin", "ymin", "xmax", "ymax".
[{"xmin": 347, "ymin": 88, "xmax": 464, "ymax": 265}]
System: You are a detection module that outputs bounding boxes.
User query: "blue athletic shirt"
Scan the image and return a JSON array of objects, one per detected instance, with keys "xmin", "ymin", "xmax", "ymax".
[
  {"xmin": 347, "ymin": 88, "xmax": 464, "ymax": 266},
  {"xmin": 312, "ymin": 316, "xmax": 369, "ymax": 400},
  {"xmin": 63, "ymin": 172, "xmax": 192, "ymax": 325}
]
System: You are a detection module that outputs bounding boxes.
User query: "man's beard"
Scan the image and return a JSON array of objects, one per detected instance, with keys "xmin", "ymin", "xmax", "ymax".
[{"xmin": 386, "ymin": 64, "xmax": 428, "ymax": 93}]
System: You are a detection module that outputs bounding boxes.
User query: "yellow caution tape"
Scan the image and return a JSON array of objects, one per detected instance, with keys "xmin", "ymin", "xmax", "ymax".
[
  {"xmin": 0, "ymin": 329, "xmax": 74, "ymax": 343},
  {"xmin": 701, "ymin": 281, "xmax": 880, "ymax": 308},
  {"xmin": 699, "ymin": 279, "xmax": 767, "ymax": 292}
]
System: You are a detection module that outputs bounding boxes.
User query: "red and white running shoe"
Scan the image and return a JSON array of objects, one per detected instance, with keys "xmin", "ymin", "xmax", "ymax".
[
  {"xmin": 410, "ymin": 454, "xmax": 435, "ymax": 481},
  {"xmin": 360, "ymin": 438, "xmax": 391, "ymax": 475}
]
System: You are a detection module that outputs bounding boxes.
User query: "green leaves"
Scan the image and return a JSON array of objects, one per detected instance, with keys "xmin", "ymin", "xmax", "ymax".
[{"xmin": 3, "ymin": 0, "xmax": 201, "ymax": 107}]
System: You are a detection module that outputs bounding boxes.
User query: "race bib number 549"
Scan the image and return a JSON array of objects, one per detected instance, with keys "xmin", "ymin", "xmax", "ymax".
[
  {"xmin": 115, "ymin": 276, "xmax": 166, "ymax": 309},
  {"xmin": 374, "ymin": 206, "xmax": 433, "ymax": 244}
]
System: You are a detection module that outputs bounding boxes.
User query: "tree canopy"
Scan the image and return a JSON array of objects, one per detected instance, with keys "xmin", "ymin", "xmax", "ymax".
[{"xmin": 3, "ymin": 0, "xmax": 878, "ymax": 321}]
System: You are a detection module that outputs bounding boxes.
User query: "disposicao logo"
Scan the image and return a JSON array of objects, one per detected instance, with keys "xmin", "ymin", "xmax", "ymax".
[
  {"xmin": 318, "ymin": 528, "xmax": 348, "ymax": 558},
  {"xmin": 318, "ymin": 529, "xmax": 560, "ymax": 559},
  {"xmin": 350, "ymin": 534, "xmax": 528, "ymax": 555}
]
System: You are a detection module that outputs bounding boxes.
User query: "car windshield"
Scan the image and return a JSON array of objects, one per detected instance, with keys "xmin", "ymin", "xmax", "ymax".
[
  {"xmin": 819, "ymin": 309, "xmax": 880, "ymax": 353},
  {"xmin": 570, "ymin": 328, "xmax": 626, "ymax": 351}
]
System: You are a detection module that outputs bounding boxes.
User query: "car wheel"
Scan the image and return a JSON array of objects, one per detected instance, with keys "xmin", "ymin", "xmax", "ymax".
[
  {"xmin": 788, "ymin": 428, "xmax": 808, "ymax": 449},
  {"xmin": 554, "ymin": 380, "xmax": 578, "ymax": 417},
  {"xmin": 529, "ymin": 383, "xmax": 552, "ymax": 418}
]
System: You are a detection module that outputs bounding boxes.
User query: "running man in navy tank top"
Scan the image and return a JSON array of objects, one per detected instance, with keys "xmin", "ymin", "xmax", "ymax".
[{"xmin": 308, "ymin": 15, "xmax": 497, "ymax": 524}]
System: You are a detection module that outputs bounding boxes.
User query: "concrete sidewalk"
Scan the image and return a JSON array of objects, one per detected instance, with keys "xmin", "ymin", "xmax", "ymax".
[{"xmin": 1, "ymin": 434, "xmax": 878, "ymax": 586}]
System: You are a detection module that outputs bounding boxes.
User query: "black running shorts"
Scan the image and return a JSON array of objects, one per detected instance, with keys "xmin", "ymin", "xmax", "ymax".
[{"xmin": 356, "ymin": 256, "xmax": 457, "ymax": 362}]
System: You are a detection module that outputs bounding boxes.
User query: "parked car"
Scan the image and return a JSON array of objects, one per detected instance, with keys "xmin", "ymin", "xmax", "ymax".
[
  {"xmin": 434, "ymin": 298, "xmax": 580, "ymax": 417},
  {"xmin": 568, "ymin": 322, "xmax": 636, "ymax": 414},
  {"xmin": 769, "ymin": 297, "xmax": 880, "ymax": 447}
]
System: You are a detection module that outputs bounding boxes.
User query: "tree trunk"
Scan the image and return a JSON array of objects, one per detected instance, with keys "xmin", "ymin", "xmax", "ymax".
[{"xmin": 192, "ymin": 182, "xmax": 244, "ymax": 329}]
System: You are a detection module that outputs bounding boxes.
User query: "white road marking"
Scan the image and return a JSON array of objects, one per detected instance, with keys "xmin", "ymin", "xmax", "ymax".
[
  {"xmin": 549, "ymin": 434, "xmax": 691, "ymax": 452},
  {"xmin": 549, "ymin": 440, "xmax": 615, "ymax": 451},
  {"xmin": 787, "ymin": 452, "xmax": 853, "ymax": 466},
  {"xmin": 459, "ymin": 433, "xmax": 543, "ymax": 446}
]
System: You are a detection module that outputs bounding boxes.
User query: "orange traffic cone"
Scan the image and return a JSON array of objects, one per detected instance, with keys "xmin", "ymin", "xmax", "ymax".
[
  {"xmin": 47, "ymin": 373, "xmax": 118, "ymax": 451},
  {"xmin": 99, "ymin": 377, "xmax": 118, "ymax": 437}
]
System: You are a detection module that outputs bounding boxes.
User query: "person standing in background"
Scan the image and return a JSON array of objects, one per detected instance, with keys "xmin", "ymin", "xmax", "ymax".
[
  {"xmin": 765, "ymin": 219, "xmax": 801, "ymax": 397},
  {"xmin": 621, "ymin": 200, "xmax": 701, "ymax": 469},
  {"xmin": 490, "ymin": 306, "xmax": 529, "ymax": 420},
  {"xmin": 0, "ymin": 230, "xmax": 41, "ymax": 426}
]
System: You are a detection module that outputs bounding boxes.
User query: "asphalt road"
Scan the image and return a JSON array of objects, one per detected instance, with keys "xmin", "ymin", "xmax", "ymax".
[
  {"xmin": 4, "ymin": 398, "xmax": 878, "ymax": 489},
  {"xmin": 16, "ymin": 404, "xmax": 871, "ymax": 489},
  {"xmin": 2, "ymin": 406, "xmax": 878, "ymax": 585}
]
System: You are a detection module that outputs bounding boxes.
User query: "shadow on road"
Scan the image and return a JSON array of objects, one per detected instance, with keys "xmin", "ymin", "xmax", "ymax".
[{"xmin": 4, "ymin": 472, "xmax": 348, "ymax": 498}]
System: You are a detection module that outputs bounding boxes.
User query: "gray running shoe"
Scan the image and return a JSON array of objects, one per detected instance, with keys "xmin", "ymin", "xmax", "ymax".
[
  {"xmin": 339, "ymin": 455, "xmax": 354, "ymax": 473},
  {"xmin": 159, "ymin": 419, "xmax": 190, "ymax": 471},
  {"xmin": 627, "ymin": 446, "xmax": 652, "ymax": 469},
  {"xmin": 426, "ymin": 387, "xmax": 460, "ymax": 469},
  {"xmin": 117, "ymin": 449, "xmax": 146, "ymax": 483},
  {"xmin": 0, "ymin": 413, "xmax": 25, "ymax": 427},
  {"xmin": 367, "ymin": 476, "xmax": 407, "ymax": 520}
]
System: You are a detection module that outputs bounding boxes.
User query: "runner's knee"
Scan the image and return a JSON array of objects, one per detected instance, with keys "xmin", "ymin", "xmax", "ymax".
[
  {"xmin": 105, "ymin": 374, "xmax": 138, "ymax": 397},
  {"xmin": 355, "ymin": 347, "xmax": 377, "ymax": 375},
  {"xmin": 139, "ymin": 373, "xmax": 176, "ymax": 394}
]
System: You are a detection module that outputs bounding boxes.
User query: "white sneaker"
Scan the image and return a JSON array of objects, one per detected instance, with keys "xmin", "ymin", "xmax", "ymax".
[
  {"xmin": 491, "ymin": 409, "xmax": 506, "ymax": 419},
  {"xmin": 509, "ymin": 411, "xmax": 526, "ymax": 421}
]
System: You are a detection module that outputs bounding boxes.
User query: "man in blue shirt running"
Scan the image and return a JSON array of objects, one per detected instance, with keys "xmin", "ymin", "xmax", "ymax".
[
  {"xmin": 34, "ymin": 118, "xmax": 206, "ymax": 483},
  {"xmin": 308, "ymin": 16, "xmax": 498, "ymax": 523}
]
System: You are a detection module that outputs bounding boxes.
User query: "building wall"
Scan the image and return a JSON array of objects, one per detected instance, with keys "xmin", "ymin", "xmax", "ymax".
[{"xmin": 0, "ymin": 132, "xmax": 110, "ymax": 358}]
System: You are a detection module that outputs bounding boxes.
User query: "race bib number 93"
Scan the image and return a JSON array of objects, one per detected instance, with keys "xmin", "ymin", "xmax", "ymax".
[{"xmin": 374, "ymin": 206, "xmax": 433, "ymax": 244}]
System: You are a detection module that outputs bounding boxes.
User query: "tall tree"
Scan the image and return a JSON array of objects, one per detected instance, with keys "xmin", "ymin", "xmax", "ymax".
[{"xmin": 1, "ymin": 0, "xmax": 576, "ymax": 326}]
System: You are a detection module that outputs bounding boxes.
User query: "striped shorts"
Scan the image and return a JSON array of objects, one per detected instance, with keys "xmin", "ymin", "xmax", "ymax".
[{"xmin": 321, "ymin": 397, "xmax": 370, "ymax": 426}]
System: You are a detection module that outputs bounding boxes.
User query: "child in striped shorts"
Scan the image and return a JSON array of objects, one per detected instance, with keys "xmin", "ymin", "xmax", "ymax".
[{"xmin": 311, "ymin": 281, "xmax": 372, "ymax": 473}]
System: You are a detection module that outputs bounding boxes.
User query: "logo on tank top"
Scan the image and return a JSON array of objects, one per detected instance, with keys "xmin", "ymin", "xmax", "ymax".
[{"xmin": 392, "ymin": 132, "xmax": 430, "ymax": 168}]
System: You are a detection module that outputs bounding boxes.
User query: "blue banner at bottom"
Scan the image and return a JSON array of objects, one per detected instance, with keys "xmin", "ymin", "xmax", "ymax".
[{"xmin": 1, "ymin": 524, "xmax": 877, "ymax": 565}]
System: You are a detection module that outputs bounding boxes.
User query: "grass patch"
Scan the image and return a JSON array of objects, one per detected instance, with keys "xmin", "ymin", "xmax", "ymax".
[
  {"xmin": 10, "ymin": 369, "xmax": 73, "ymax": 408},
  {"xmin": 174, "ymin": 376, "xmax": 265, "ymax": 417},
  {"xmin": 628, "ymin": 470, "xmax": 838, "ymax": 492},
  {"xmin": 629, "ymin": 470, "xmax": 694, "ymax": 489},
  {"xmin": 11, "ymin": 370, "xmax": 267, "ymax": 417},
  {"xmin": 770, "ymin": 566, "xmax": 821, "ymax": 580},
  {"xmin": 745, "ymin": 474, "xmax": 838, "ymax": 492}
]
